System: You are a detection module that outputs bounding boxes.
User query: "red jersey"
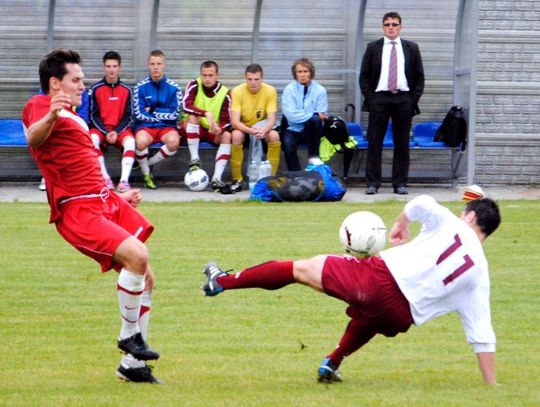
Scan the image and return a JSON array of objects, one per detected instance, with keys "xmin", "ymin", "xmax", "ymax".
[
  {"xmin": 89, "ymin": 78, "xmax": 133, "ymax": 134},
  {"xmin": 22, "ymin": 94, "xmax": 106, "ymax": 223}
]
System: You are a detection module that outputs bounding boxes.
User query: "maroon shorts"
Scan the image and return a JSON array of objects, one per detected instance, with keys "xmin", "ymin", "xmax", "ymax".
[
  {"xmin": 322, "ymin": 255, "xmax": 413, "ymax": 337},
  {"xmin": 179, "ymin": 120, "xmax": 218, "ymax": 144},
  {"xmin": 55, "ymin": 191, "xmax": 154, "ymax": 272},
  {"xmin": 135, "ymin": 127, "xmax": 179, "ymax": 144}
]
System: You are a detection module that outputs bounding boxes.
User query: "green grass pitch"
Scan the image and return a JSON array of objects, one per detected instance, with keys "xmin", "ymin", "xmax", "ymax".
[{"xmin": 0, "ymin": 199, "xmax": 539, "ymax": 406}]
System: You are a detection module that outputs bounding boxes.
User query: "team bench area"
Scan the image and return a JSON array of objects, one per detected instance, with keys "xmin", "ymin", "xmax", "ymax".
[{"xmin": 0, "ymin": 118, "xmax": 464, "ymax": 186}]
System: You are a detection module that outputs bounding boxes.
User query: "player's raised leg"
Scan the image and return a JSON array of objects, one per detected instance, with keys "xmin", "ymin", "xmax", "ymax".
[{"xmin": 201, "ymin": 255, "xmax": 327, "ymax": 296}]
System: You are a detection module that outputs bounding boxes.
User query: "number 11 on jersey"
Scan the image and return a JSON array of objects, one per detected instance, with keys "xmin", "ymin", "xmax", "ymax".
[{"xmin": 436, "ymin": 234, "xmax": 475, "ymax": 285}]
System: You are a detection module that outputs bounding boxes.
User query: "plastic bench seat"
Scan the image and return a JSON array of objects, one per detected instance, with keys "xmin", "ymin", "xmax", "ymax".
[{"xmin": 0, "ymin": 119, "xmax": 26, "ymax": 147}]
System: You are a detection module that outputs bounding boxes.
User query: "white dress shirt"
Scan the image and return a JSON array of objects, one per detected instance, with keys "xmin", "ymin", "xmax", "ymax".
[{"xmin": 375, "ymin": 37, "xmax": 410, "ymax": 92}]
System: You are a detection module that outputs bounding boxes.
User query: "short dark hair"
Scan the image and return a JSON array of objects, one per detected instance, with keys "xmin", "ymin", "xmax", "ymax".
[
  {"xmin": 103, "ymin": 50, "xmax": 121, "ymax": 65},
  {"xmin": 291, "ymin": 58, "xmax": 315, "ymax": 80},
  {"xmin": 148, "ymin": 49, "xmax": 165, "ymax": 60},
  {"xmin": 200, "ymin": 60, "xmax": 219, "ymax": 72},
  {"xmin": 383, "ymin": 11, "xmax": 402, "ymax": 24},
  {"xmin": 245, "ymin": 63, "xmax": 263, "ymax": 75},
  {"xmin": 39, "ymin": 49, "xmax": 81, "ymax": 94},
  {"xmin": 464, "ymin": 198, "xmax": 501, "ymax": 237}
]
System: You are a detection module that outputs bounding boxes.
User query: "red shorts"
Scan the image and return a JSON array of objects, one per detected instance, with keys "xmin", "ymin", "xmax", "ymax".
[
  {"xmin": 135, "ymin": 127, "xmax": 179, "ymax": 144},
  {"xmin": 89, "ymin": 128, "xmax": 134, "ymax": 149},
  {"xmin": 322, "ymin": 255, "xmax": 413, "ymax": 337},
  {"xmin": 55, "ymin": 191, "xmax": 154, "ymax": 272},
  {"xmin": 179, "ymin": 120, "xmax": 217, "ymax": 144}
]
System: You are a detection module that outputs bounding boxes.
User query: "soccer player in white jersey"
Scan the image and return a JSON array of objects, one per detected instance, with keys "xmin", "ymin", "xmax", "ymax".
[{"xmin": 201, "ymin": 195, "xmax": 501, "ymax": 385}]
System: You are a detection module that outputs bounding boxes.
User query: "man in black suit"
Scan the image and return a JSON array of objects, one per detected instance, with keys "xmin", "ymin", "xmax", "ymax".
[{"xmin": 360, "ymin": 11, "xmax": 424, "ymax": 195}]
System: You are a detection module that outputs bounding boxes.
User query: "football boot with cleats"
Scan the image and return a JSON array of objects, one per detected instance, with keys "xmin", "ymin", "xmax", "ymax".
[
  {"xmin": 117, "ymin": 364, "xmax": 162, "ymax": 384},
  {"xmin": 117, "ymin": 332, "xmax": 160, "ymax": 361},
  {"xmin": 317, "ymin": 357, "xmax": 343, "ymax": 383},
  {"xmin": 202, "ymin": 262, "xmax": 229, "ymax": 296}
]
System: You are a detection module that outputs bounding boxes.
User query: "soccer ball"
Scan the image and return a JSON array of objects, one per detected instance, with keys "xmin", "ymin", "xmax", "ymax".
[
  {"xmin": 339, "ymin": 211, "xmax": 387, "ymax": 257},
  {"xmin": 184, "ymin": 168, "xmax": 209, "ymax": 191}
]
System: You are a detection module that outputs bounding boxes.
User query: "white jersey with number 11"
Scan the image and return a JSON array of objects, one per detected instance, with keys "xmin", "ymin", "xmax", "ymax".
[{"xmin": 381, "ymin": 195, "xmax": 495, "ymax": 353}]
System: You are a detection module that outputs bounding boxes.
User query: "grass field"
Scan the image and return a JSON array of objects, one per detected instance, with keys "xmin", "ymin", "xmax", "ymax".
[{"xmin": 1, "ymin": 199, "xmax": 539, "ymax": 406}]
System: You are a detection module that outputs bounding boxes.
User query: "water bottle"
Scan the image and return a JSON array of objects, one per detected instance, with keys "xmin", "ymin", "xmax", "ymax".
[
  {"xmin": 248, "ymin": 160, "xmax": 259, "ymax": 191},
  {"xmin": 258, "ymin": 160, "xmax": 272, "ymax": 180}
]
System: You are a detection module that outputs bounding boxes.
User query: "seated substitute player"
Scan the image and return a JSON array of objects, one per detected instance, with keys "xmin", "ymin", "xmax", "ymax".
[
  {"xmin": 133, "ymin": 49, "xmax": 183, "ymax": 189},
  {"xmin": 202, "ymin": 194, "xmax": 501, "ymax": 385},
  {"xmin": 181, "ymin": 60, "xmax": 232, "ymax": 193},
  {"xmin": 23, "ymin": 49, "xmax": 161, "ymax": 383},
  {"xmin": 229, "ymin": 63, "xmax": 281, "ymax": 193},
  {"xmin": 281, "ymin": 57, "xmax": 328, "ymax": 171},
  {"xmin": 89, "ymin": 50, "xmax": 135, "ymax": 192}
]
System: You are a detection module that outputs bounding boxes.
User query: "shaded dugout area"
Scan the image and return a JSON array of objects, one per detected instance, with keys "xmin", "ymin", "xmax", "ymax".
[{"xmin": 0, "ymin": 0, "xmax": 538, "ymax": 185}]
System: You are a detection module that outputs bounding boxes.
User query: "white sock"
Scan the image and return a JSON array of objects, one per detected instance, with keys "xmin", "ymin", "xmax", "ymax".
[
  {"xmin": 117, "ymin": 269, "xmax": 145, "ymax": 340},
  {"xmin": 120, "ymin": 138, "xmax": 135, "ymax": 182},
  {"xmin": 187, "ymin": 134, "xmax": 200, "ymax": 161},
  {"xmin": 120, "ymin": 290, "xmax": 151, "ymax": 369},
  {"xmin": 91, "ymin": 133, "xmax": 110, "ymax": 179},
  {"xmin": 213, "ymin": 143, "xmax": 231, "ymax": 181},
  {"xmin": 120, "ymin": 353, "xmax": 146, "ymax": 369},
  {"xmin": 148, "ymin": 144, "xmax": 176, "ymax": 166},
  {"xmin": 136, "ymin": 148, "xmax": 150, "ymax": 175},
  {"xmin": 98, "ymin": 155, "xmax": 111, "ymax": 180},
  {"xmin": 138, "ymin": 290, "xmax": 152, "ymax": 341}
]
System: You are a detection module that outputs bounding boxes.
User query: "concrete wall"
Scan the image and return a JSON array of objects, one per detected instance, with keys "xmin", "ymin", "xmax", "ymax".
[{"xmin": 474, "ymin": 0, "xmax": 540, "ymax": 185}]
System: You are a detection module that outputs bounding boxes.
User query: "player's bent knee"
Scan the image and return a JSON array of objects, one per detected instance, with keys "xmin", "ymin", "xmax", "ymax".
[
  {"xmin": 221, "ymin": 131, "xmax": 232, "ymax": 143},
  {"xmin": 267, "ymin": 130, "xmax": 280, "ymax": 142},
  {"xmin": 231, "ymin": 130, "xmax": 245, "ymax": 144},
  {"xmin": 114, "ymin": 236, "xmax": 149, "ymax": 275},
  {"xmin": 293, "ymin": 255, "xmax": 325, "ymax": 291}
]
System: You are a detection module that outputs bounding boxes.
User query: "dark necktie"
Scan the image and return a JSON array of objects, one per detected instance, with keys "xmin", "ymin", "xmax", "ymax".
[{"xmin": 388, "ymin": 41, "xmax": 398, "ymax": 93}]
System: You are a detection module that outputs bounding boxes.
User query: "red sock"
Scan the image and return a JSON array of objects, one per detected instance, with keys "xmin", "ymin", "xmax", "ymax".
[
  {"xmin": 217, "ymin": 260, "xmax": 295, "ymax": 290},
  {"xmin": 326, "ymin": 319, "xmax": 376, "ymax": 367}
]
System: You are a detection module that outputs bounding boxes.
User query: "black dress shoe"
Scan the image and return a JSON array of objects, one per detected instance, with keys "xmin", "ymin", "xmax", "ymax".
[
  {"xmin": 365, "ymin": 186, "xmax": 378, "ymax": 195},
  {"xmin": 394, "ymin": 186, "xmax": 408, "ymax": 195}
]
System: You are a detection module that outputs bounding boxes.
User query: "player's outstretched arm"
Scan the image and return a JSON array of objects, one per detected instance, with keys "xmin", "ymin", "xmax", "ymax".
[
  {"xmin": 477, "ymin": 352, "xmax": 498, "ymax": 385},
  {"xmin": 388, "ymin": 211, "xmax": 410, "ymax": 246},
  {"xmin": 27, "ymin": 92, "xmax": 72, "ymax": 147}
]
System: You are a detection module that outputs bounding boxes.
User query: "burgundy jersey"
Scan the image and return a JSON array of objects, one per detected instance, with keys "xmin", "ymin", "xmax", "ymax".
[{"xmin": 22, "ymin": 94, "xmax": 106, "ymax": 223}]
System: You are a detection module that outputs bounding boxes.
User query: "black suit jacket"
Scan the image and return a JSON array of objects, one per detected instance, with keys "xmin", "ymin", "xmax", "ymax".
[{"xmin": 359, "ymin": 38, "xmax": 425, "ymax": 115}]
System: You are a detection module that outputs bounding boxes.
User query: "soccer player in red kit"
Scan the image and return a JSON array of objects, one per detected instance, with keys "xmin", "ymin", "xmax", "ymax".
[
  {"xmin": 22, "ymin": 49, "xmax": 161, "ymax": 383},
  {"xmin": 202, "ymin": 195, "xmax": 501, "ymax": 385},
  {"xmin": 89, "ymin": 50, "xmax": 136, "ymax": 193}
]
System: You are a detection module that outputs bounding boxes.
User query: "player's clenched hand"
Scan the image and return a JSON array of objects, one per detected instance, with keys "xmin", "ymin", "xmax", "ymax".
[
  {"xmin": 50, "ymin": 92, "xmax": 72, "ymax": 118},
  {"xmin": 388, "ymin": 211, "xmax": 410, "ymax": 246},
  {"xmin": 388, "ymin": 222, "xmax": 409, "ymax": 246},
  {"xmin": 252, "ymin": 127, "xmax": 266, "ymax": 139},
  {"xmin": 106, "ymin": 131, "xmax": 118, "ymax": 144},
  {"xmin": 118, "ymin": 188, "xmax": 142, "ymax": 207}
]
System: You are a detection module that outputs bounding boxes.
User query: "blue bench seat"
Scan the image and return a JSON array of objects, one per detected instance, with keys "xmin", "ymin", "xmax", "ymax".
[
  {"xmin": 0, "ymin": 119, "xmax": 26, "ymax": 147},
  {"xmin": 350, "ymin": 120, "xmax": 465, "ymax": 186}
]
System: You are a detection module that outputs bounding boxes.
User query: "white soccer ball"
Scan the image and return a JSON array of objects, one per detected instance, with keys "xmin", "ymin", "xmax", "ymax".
[
  {"xmin": 184, "ymin": 168, "xmax": 209, "ymax": 191},
  {"xmin": 339, "ymin": 211, "xmax": 387, "ymax": 257}
]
